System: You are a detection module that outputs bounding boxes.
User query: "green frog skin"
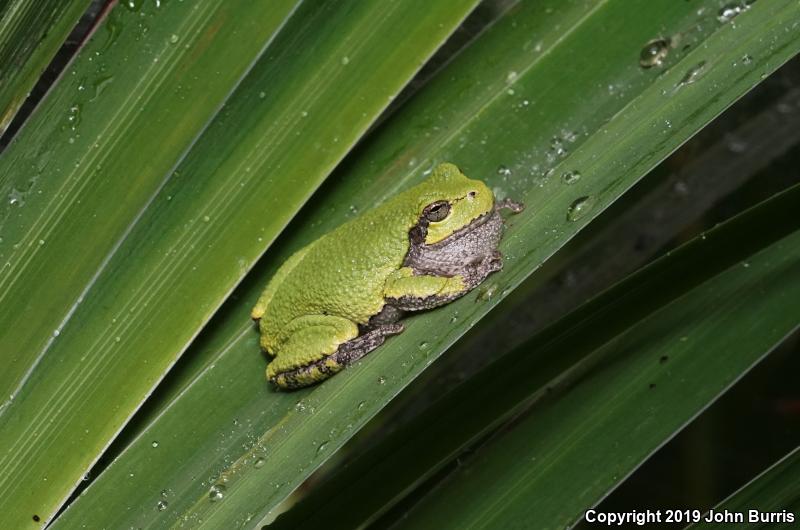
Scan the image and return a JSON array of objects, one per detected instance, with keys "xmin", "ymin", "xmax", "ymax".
[{"xmin": 251, "ymin": 163, "xmax": 523, "ymax": 389}]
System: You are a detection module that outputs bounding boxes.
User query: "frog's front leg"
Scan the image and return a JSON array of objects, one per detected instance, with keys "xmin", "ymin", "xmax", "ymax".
[
  {"xmin": 268, "ymin": 314, "xmax": 402, "ymax": 389},
  {"xmin": 384, "ymin": 267, "xmax": 470, "ymax": 311}
]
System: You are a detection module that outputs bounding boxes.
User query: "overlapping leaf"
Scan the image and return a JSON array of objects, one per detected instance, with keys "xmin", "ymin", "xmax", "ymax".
[
  {"xmin": 0, "ymin": 0, "xmax": 93, "ymax": 133},
  {"xmin": 691, "ymin": 446, "xmax": 800, "ymax": 529},
  {"xmin": 0, "ymin": 0, "xmax": 478, "ymax": 527},
  {"xmin": 0, "ymin": 0, "xmax": 301, "ymax": 403},
  {"xmin": 271, "ymin": 182, "xmax": 800, "ymax": 530},
  {"xmin": 387, "ymin": 186, "xmax": 800, "ymax": 529},
  {"xmin": 52, "ymin": 1, "xmax": 800, "ymax": 529}
]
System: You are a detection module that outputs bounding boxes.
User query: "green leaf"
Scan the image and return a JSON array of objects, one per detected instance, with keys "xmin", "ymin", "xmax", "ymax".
[
  {"xmin": 271, "ymin": 184, "xmax": 800, "ymax": 530},
  {"xmin": 0, "ymin": 0, "xmax": 302, "ymax": 404},
  {"xmin": 0, "ymin": 0, "xmax": 93, "ymax": 133},
  {"xmin": 0, "ymin": 1, "xmax": 478, "ymax": 528},
  {"xmin": 386, "ymin": 187, "xmax": 800, "ymax": 529},
  {"xmin": 0, "ymin": 1, "xmax": 305, "ymax": 525},
  {"xmin": 53, "ymin": 0, "xmax": 800, "ymax": 529},
  {"xmin": 690, "ymin": 446, "xmax": 800, "ymax": 529}
]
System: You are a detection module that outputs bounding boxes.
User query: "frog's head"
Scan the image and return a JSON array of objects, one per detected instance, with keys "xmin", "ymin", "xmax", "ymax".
[{"xmin": 414, "ymin": 163, "xmax": 494, "ymax": 245}]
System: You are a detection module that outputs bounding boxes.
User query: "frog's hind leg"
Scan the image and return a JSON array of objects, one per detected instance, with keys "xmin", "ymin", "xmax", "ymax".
[{"xmin": 270, "ymin": 320, "xmax": 404, "ymax": 390}]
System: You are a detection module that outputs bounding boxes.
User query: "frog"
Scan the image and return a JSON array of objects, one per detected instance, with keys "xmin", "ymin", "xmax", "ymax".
[{"xmin": 251, "ymin": 163, "xmax": 523, "ymax": 389}]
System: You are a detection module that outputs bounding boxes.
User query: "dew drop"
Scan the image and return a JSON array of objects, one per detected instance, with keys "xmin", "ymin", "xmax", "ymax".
[
  {"xmin": 717, "ymin": 2, "xmax": 747, "ymax": 22},
  {"xmin": 676, "ymin": 61, "xmax": 708, "ymax": 88},
  {"xmin": 67, "ymin": 104, "xmax": 82, "ymax": 130},
  {"xmin": 418, "ymin": 341, "xmax": 429, "ymax": 350},
  {"xmin": 157, "ymin": 500, "xmax": 168, "ymax": 511},
  {"xmin": 208, "ymin": 484, "xmax": 226, "ymax": 502},
  {"xmin": 340, "ymin": 56, "xmax": 350, "ymax": 66},
  {"xmin": 90, "ymin": 75, "xmax": 114, "ymax": 102},
  {"xmin": 294, "ymin": 402, "xmax": 306, "ymax": 412},
  {"xmin": 151, "ymin": 440, "xmax": 159, "ymax": 448},
  {"xmin": 548, "ymin": 136, "xmax": 569, "ymax": 161},
  {"xmin": 377, "ymin": 376, "xmax": 386, "ymax": 385},
  {"xmin": 202, "ymin": 215, "xmax": 210, "ymax": 222},
  {"xmin": 496, "ymin": 165, "xmax": 512, "ymax": 177},
  {"xmin": 8, "ymin": 188, "xmax": 24, "ymax": 206},
  {"xmin": 254, "ymin": 458, "xmax": 266, "ymax": 469},
  {"xmin": 639, "ymin": 38, "xmax": 670, "ymax": 68},
  {"xmin": 169, "ymin": 34, "xmax": 179, "ymax": 44},
  {"xmin": 477, "ymin": 284, "xmax": 497, "ymax": 301},
  {"xmin": 566, "ymin": 196, "xmax": 595, "ymax": 222},
  {"xmin": 357, "ymin": 401, "xmax": 366, "ymax": 410},
  {"xmin": 561, "ymin": 170, "xmax": 581, "ymax": 185},
  {"xmin": 316, "ymin": 441, "xmax": 329, "ymax": 454}
]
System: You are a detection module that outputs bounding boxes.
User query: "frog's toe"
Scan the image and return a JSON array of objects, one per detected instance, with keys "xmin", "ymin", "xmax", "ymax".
[{"xmin": 488, "ymin": 250, "xmax": 503, "ymax": 269}]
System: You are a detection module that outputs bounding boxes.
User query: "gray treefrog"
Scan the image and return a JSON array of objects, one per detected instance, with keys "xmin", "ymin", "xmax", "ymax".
[{"xmin": 251, "ymin": 163, "xmax": 523, "ymax": 389}]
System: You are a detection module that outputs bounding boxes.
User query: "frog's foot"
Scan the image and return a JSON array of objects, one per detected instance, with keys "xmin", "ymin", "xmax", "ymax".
[
  {"xmin": 389, "ymin": 252, "xmax": 502, "ymax": 312},
  {"xmin": 495, "ymin": 197, "xmax": 524, "ymax": 213},
  {"xmin": 270, "ymin": 324, "xmax": 404, "ymax": 390},
  {"xmin": 385, "ymin": 267, "xmax": 467, "ymax": 311}
]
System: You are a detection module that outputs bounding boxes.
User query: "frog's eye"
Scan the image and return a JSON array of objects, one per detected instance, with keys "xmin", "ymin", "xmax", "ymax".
[{"xmin": 423, "ymin": 201, "xmax": 451, "ymax": 222}]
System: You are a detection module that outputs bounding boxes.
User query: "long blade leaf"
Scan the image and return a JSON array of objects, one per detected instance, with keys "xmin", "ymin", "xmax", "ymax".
[
  {"xmin": 0, "ymin": 0, "xmax": 94, "ymax": 133},
  {"xmin": 54, "ymin": 0, "xmax": 800, "ymax": 529},
  {"xmin": 0, "ymin": 0, "xmax": 301, "ymax": 405},
  {"xmin": 271, "ymin": 184, "xmax": 800, "ymax": 530},
  {"xmin": 380, "ymin": 187, "xmax": 800, "ymax": 529},
  {"xmin": 3, "ymin": 1, "xmax": 479, "ymax": 528},
  {"xmin": 690, "ymin": 446, "xmax": 800, "ymax": 529}
]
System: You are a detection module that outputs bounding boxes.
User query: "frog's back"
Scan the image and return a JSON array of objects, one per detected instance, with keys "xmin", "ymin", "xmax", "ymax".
[{"xmin": 256, "ymin": 201, "xmax": 416, "ymax": 351}]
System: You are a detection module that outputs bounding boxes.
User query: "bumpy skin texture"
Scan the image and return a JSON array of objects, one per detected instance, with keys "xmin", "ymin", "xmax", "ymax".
[{"xmin": 251, "ymin": 163, "xmax": 523, "ymax": 389}]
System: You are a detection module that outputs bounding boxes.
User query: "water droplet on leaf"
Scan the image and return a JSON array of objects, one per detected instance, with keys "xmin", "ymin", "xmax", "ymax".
[
  {"xmin": 639, "ymin": 39, "xmax": 670, "ymax": 68},
  {"xmin": 496, "ymin": 165, "xmax": 512, "ymax": 177},
  {"xmin": 561, "ymin": 170, "xmax": 581, "ymax": 185},
  {"xmin": 209, "ymin": 484, "xmax": 226, "ymax": 502},
  {"xmin": 566, "ymin": 196, "xmax": 595, "ymax": 222}
]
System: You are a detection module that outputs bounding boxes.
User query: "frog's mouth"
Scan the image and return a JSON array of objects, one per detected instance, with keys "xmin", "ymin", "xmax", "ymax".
[
  {"xmin": 409, "ymin": 204, "xmax": 494, "ymax": 249},
  {"xmin": 431, "ymin": 209, "xmax": 494, "ymax": 246}
]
